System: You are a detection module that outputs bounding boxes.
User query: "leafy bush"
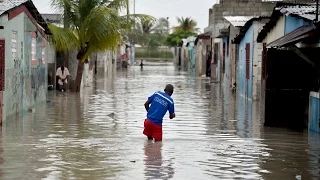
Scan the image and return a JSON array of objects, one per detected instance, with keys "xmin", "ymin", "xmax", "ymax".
[{"xmin": 135, "ymin": 50, "xmax": 173, "ymax": 58}]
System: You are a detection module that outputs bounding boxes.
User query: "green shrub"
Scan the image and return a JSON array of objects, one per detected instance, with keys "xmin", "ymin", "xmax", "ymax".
[{"xmin": 135, "ymin": 51, "xmax": 173, "ymax": 58}]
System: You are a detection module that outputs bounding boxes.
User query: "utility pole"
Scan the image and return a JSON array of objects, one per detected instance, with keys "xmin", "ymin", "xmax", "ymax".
[
  {"xmin": 134, "ymin": 0, "xmax": 136, "ymax": 15},
  {"xmin": 165, "ymin": 17, "xmax": 169, "ymax": 62}
]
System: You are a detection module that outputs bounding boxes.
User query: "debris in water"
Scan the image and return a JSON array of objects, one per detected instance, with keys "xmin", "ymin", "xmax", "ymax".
[{"xmin": 107, "ymin": 113, "xmax": 116, "ymax": 119}]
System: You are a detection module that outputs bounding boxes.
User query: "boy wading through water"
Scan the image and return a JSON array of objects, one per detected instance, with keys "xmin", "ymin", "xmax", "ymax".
[
  {"xmin": 56, "ymin": 64, "xmax": 70, "ymax": 92},
  {"xmin": 143, "ymin": 84, "xmax": 176, "ymax": 141}
]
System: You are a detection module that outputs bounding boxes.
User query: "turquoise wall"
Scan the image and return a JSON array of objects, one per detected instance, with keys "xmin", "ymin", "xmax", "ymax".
[
  {"xmin": 0, "ymin": 12, "xmax": 48, "ymax": 121},
  {"xmin": 0, "ymin": 13, "xmax": 25, "ymax": 119},
  {"xmin": 309, "ymin": 94, "xmax": 320, "ymax": 133}
]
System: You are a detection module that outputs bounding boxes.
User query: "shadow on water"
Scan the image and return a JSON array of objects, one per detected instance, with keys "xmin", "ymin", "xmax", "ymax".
[{"xmin": 0, "ymin": 65, "xmax": 319, "ymax": 179}]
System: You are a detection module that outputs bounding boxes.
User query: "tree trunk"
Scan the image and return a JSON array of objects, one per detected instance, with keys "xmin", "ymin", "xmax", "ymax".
[{"xmin": 73, "ymin": 60, "xmax": 84, "ymax": 92}]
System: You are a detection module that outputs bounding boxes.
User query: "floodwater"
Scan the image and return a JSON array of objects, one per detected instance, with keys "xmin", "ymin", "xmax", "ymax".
[{"xmin": 0, "ymin": 65, "xmax": 320, "ymax": 180}]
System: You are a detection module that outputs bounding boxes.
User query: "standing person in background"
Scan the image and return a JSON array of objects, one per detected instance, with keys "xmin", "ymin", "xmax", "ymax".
[{"xmin": 56, "ymin": 63, "xmax": 70, "ymax": 92}]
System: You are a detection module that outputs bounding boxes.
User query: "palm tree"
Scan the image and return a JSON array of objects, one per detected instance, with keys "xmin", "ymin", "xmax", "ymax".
[
  {"xmin": 140, "ymin": 19, "xmax": 155, "ymax": 34},
  {"xmin": 173, "ymin": 17, "xmax": 199, "ymax": 33},
  {"xmin": 153, "ymin": 17, "xmax": 169, "ymax": 34},
  {"xmin": 49, "ymin": 0, "xmax": 154, "ymax": 92}
]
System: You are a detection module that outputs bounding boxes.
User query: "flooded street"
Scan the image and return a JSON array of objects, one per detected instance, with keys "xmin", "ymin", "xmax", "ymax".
[{"xmin": 0, "ymin": 65, "xmax": 320, "ymax": 180}]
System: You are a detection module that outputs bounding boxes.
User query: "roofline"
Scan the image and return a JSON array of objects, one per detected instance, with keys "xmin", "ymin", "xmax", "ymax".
[
  {"xmin": 232, "ymin": 16, "xmax": 270, "ymax": 44},
  {"xmin": 256, "ymin": 2, "xmax": 316, "ymax": 43},
  {"xmin": 266, "ymin": 25, "xmax": 316, "ymax": 48},
  {"xmin": 1, "ymin": 0, "xmax": 51, "ymax": 35}
]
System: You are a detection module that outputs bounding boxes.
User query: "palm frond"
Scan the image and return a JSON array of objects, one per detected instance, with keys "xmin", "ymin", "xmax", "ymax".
[
  {"xmin": 79, "ymin": 6, "xmax": 122, "ymax": 61},
  {"xmin": 104, "ymin": 0, "xmax": 128, "ymax": 10},
  {"xmin": 48, "ymin": 23, "xmax": 79, "ymax": 52},
  {"xmin": 174, "ymin": 16, "xmax": 198, "ymax": 32}
]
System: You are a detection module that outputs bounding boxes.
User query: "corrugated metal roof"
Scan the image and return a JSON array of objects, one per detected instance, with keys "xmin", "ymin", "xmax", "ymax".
[
  {"xmin": 223, "ymin": 16, "xmax": 256, "ymax": 27},
  {"xmin": 267, "ymin": 25, "xmax": 316, "ymax": 48},
  {"xmin": 0, "ymin": 0, "xmax": 27, "ymax": 15},
  {"xmin": 257, "ymin": 2, "xmax": 319, "ymax": 43},
  {"xmin": 232, "ymin": 17, "xmax": 270, "ymax": 44},
  {"xmin": 0, "ymin": 0, "xmax": 51, "ymax": 35},
  {"xmin": 276, "ymin": 4, "xmax": 320, "ymax": 21}
]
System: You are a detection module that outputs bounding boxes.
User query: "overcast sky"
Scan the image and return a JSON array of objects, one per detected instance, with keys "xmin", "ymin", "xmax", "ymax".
[{"xmin": 32, "ymin": 0, "xmax": 218, "ymax": 32}]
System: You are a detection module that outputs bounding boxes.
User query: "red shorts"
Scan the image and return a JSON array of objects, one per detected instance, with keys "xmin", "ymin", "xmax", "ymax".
[{"xmin": 143, "ymin": 119, "xmax": 162, "ymax": 141}]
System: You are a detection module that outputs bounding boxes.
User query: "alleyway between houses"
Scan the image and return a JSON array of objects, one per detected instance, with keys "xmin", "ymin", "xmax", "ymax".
[{"xmin": 0, "ymin": 64, "xmax": 319, "ymax": 180}]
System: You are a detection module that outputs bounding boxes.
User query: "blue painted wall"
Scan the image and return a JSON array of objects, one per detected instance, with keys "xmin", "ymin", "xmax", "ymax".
[
  {"xmin": 188, "ymin": 44, "xmax": 196, "ymax": 75},
  {"xmin": 285, "ymin": 16, "xmax": 312, "ymax": 34},
  {"xmin": 238, "ymin": 25, "xmax": 253, "ymax": 100},
  {"xmin": 309, "ymin": 95, "xmax": 320, "ymax": 133}
]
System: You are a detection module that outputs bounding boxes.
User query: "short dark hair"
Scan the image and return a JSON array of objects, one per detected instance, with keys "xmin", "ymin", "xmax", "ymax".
[{"xmin": 164, "ymin": 84, "xmax": 174, "ymax": 93}]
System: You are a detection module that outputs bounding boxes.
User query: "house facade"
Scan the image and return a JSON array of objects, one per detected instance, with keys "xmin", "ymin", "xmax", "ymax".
[
  {"xmin": 194, "ymin": 32, "xmax": 211, "ymax": 77},
  {"xmin": 205, "ymin": 0, "xmax": 311, "ymax": 88},
  {"xmin": 232, "ymin": 17, "xmax": 270, "ymax": 101},
  {"xmin": 0, "ymin": 0, "xmax": 51, "ymax": 122},
  {"xmin": 218, "ymin": 16, "xmax": 254, "ymax": 89},
  {"xmin": 256, "ymin": 3, "xmax": 320, "ymax": 129}
]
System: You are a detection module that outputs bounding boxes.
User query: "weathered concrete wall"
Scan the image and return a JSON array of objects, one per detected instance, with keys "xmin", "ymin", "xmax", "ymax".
[
  {"xmin": 67, "ymin": 48, "xmax": 78, "ymax": 88},
  {"xmin": 195, "ymin": 41, "xmax": 204, "ymax": 76},
  {"xmin": 229, "ymin": 25, "xmax": 240, "ymax": 87},
  {"xmin": 209, "ymin": 1, "xmax": 275, "ymax": 38},
  {"xmin": 0, "ymin": 12, "xmax": 48, "ymax": 119},
  {"xmin": 222, "ymin": 36, "xmax": 231, "ymax": 88},
  {"xmin": 263, "ymin": 16, "xmax": 285, "ymax": 44},
  {"xmin": 82, "ymin": 50, "xmax": 116, "ymax": 89},
  {"xmin": 47, "ymin": 45, "xmax": 56, "ymax": 87},
  {"xmin": 97, "ymin": 50, "xmax": 116, "ymax": 78},
  {"xmin": 24, "ymin": 13, "xmax": 47, "ymax": 112},
  {"xmin": 207, "ymin": 0, "xmax": 312, "ymax": 37},
  {"xmin": 252, "ymin": 20, "xmax": 268, "ymax": 101},
  {"xmin": 238, "ymin": 25, "xmax": 254, "ymax": 100},
  {"xmin": 0, "ymin": 13, "xmax": 24, "ymax": 119}
]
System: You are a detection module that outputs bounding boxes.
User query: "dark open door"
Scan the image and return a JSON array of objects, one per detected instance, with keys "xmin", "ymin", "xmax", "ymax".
[{"xmin": 264, "ymin": 48, "xmax": 318, "ymax": 129}]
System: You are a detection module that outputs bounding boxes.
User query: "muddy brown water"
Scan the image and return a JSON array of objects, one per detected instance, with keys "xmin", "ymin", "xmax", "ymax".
[{"xmin": 0, "ymin": 65, "xmax": 319, "ymax": 180}]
